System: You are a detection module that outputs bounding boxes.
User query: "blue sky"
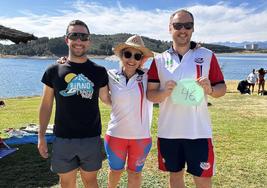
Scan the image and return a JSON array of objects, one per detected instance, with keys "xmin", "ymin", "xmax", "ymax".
[{"xmin": 1, "ymin": 0, "xmax": 267, "ymax": 43}]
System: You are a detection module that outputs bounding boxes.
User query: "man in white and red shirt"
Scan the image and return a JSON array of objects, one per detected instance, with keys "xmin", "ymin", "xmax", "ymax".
[{"xmin": 147, "ymin": 9, "xmax": 226, "ymax": 188}]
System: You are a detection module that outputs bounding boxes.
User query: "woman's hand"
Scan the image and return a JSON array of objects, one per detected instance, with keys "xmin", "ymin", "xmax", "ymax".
[{"xmin": 56, "ymin": 56, "xmax": 67, "ymax": 64}]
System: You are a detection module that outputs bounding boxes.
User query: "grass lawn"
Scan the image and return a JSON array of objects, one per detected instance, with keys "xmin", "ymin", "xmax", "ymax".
[{"xmin": 0, "ymin": 81, "xmax": 266, "ymax": 187}]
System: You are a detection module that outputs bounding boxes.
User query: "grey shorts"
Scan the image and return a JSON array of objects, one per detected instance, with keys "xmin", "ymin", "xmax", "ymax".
[{"xmin": 51, "ymin": 136, "xmax": 103, "ymax": 174}]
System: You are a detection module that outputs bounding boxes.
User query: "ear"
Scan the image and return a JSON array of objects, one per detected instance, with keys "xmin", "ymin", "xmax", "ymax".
[
  {"xmin": 65, "ymin": 36, "xmax": 69, "ymax": 44},
  {"xmin": 169, "ymin": 24, "xmax": 172, "ymax": 34}
]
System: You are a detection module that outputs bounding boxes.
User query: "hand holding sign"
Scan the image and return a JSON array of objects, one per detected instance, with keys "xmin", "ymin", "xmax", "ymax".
[{"xmin": 171, "ymin": 79, "xmax": 204, "ymax": 106}]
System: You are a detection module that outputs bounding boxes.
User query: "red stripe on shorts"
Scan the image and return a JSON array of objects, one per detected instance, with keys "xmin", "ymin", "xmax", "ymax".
[
  {"xmin": 157, "ymin": 138, "xmax": 167, "ymax": 171},
  {"xmin": 201, "ymin": 138, "xmax": 214, "ymax": 177}
]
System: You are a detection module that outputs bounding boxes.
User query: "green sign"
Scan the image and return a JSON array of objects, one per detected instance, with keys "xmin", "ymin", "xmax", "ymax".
[{"xmin": 171, "ymin": 79, "xmax": 204, "ymax": 106}]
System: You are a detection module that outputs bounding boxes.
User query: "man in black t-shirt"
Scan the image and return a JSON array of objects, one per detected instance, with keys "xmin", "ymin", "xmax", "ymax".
[{"xmin": 38, "ymin": 20, "xmax": 110, "ymax": 188}]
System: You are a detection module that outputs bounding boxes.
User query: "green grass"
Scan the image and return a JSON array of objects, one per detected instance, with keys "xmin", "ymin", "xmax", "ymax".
[{"xmin": 0, "ymin": 82, "xmax": 267, "ymax": 187}]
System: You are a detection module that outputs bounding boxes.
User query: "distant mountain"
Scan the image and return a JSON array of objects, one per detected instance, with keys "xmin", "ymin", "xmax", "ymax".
[
  {"xmin": 0, "ymin": 34, "xmax": 171, "ymax": 57},
  {"xmin": 0, "ymin": 33, "xmax": 247, "ymax": 57},
  {"xmin": 213, "ymin": 41, "xmax": 267, "ymax": 49}
]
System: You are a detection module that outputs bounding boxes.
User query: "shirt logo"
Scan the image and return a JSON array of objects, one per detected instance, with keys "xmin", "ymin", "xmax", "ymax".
[
  {"xmin": 165, "ymin": 59, "xmax": 174, "ymax": 68},
  {"xmin": 108, "ymin": 70, "xmax": 121, "ymax": 85},
  {"xmin": 60, "ymin": 73, "xmax": 94, "ymax": 99},
  {"xmin": 165, "ymin": 58, "xmax": 178, "ymax": 73},
  {"xmin": 136, "ymin": 158, "xmax": 146, "ymax": 167},
  {"xmin": 195, "ymin": 57, "xmax": 204, "ymax": 64},
  {"xmin": 200, "ymin": 162, "xmax": 211, "ymax": 170},
  {"xmin": 136, "ymin": 75, "xmax": 143, "ymax": 82}
]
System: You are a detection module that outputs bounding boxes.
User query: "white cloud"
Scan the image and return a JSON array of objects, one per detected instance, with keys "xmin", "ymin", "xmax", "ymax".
[
  {"xmin": 0, "ymin": 1, "xmax": 266, "ymax": 43},
  {"xmin": 189, "ymin": 4, "xmax": 267, "ymax": 42}
]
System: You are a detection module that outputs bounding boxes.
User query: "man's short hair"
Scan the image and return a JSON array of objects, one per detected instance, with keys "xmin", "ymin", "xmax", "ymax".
[
  {"xmin": 170, "ymin": 9, "xmax": 194, "ymax": 24},
  {"xmin": 66, "ymin": 20, "xmax": 90, "ymax": 34}
]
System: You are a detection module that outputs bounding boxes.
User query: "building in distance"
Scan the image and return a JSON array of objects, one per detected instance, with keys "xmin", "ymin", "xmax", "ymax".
[{"xmin": 244, "ymin": 43, "xmax": 259, "ymax": 50}]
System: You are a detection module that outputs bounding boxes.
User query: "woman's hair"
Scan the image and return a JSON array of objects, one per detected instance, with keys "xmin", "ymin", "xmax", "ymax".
[{"xmin": 258, "ymin": 68, "xmax": 265, "ymax": 74}]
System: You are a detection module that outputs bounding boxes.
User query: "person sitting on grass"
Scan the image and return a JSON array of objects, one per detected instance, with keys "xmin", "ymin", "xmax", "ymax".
[
  {"xmin": 237, "ymin": 80, "xmax": 250, "ymax": 94},
  {"xmin": 0, "ymin": 100, "xmax": 5, "ymax": 108}
]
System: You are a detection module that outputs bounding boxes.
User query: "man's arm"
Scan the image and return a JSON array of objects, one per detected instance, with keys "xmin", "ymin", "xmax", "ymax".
[
  {"xmin": 147, "ymin": 80, "xmax": 177, "ymax": 103},
  {"xmin": 209, "ymin": 83, "xmax": 226, "ymax": 98},
  {"xmin": 99, "ymin": 85, "xmax": 111, "ymax": 106},
  {"xmin": 204, "ymin": 53, "xmax": 226, "ymax": 98},
  {"xmin": 38, "ymin": 85, "xmax": 54, "ymax": 159}
]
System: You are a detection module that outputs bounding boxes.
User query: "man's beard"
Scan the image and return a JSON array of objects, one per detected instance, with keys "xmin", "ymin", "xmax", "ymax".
[
  {"xmin": 70, "ymin": 48, "xmax": 87, "ymax": 58},
  {"xmin": 175, "ymin": 38, "xmax": 190, "ymax": 47},
  {"xmin": 174, "ymin": 34, "xmax": 191, "ymax": 47}
]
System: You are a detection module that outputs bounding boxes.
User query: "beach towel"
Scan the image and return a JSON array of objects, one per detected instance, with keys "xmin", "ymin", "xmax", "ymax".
[
  {"xmin": 1, "ymin": 124, "xmax": 55, "ymax": 145},
  {"xmin": 0, "ymin": 138, "xmax": 18, "ymax": 159}
]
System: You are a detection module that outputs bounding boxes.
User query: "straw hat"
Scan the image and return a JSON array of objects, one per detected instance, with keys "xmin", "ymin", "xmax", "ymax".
[{"xmin": 113, "ymin": 35, "xmax": 154, "ymax": 58}]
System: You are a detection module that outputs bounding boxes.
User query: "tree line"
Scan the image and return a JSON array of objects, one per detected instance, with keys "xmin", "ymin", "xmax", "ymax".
[{"xmin": 0, "ymin": 33, "xmax": 244, "ymax": 57}]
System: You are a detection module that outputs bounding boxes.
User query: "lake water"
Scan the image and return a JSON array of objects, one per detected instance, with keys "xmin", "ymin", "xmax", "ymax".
[{"xmin": 0, "ymin": 53, "xmax": 266, "ymax": 98}]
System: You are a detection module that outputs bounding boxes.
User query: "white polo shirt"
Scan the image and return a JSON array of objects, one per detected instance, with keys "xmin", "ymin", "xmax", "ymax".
[
  {"xmin": 247, "ymin": 72, "xmax": 257, "ymax": 84},
  {"xmin": 106, "ymin": 68, "xmax": 153, "ymax": 139},
  {"xmin": 148, "ymin": 46, "xmax": 225, "ymax": 139}
]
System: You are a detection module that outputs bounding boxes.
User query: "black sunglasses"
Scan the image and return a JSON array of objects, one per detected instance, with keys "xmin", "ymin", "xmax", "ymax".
[
  {"xmin": 172, "ymin": 22, "xmax": 194, "ymax": 30},
  {"xmin": 67, "ymin": 32, "xmax": 90, "ymax": 41},
  {"xmin": 123, "ymin": 51, "xmax": 143, "ymax": 61}
]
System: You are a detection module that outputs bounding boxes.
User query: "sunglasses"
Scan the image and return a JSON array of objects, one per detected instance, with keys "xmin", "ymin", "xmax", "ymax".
[
  {"xmin": 123, "ymin": 51, "xmax": 143, "ymax": 61},
  {"xmin": 67, "ymin": 32, "xmax": 90, "ymax": 41},
  {"xmin": 172, "ymin": 22, "xmax": 194, "ymax": 30}
]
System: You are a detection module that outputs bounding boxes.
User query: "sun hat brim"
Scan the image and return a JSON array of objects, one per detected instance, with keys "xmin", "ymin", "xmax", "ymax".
[{"xmin": 113, "ymin": 43, "xmax": 154, "ymax": 58}]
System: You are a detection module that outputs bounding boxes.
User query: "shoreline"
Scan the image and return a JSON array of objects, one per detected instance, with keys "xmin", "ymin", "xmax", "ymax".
[
  {"xmin": 1, "ymin": 52, "xmax": 267, "ymax": 60},
  {"xmin": 216, "ymin": 52, "xmax": 267, "ymax": 55},
  {"xmin": 0, "ymin": 54, "xmax": 58, "ymax": 60},
  {"xmin": 0, "ymin": 54, "xmax": 108, "ymax": 59}
]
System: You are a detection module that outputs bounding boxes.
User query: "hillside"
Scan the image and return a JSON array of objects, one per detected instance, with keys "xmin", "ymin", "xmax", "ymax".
[{"xmin": 0, "ymin": 33, "xmax": 245, "ymax": 57}]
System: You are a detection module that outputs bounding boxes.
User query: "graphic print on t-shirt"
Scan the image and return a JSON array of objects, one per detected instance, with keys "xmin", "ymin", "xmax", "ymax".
[{"xmin": 59, "ymin": 73, "xmax": 94, "ymax": 99}]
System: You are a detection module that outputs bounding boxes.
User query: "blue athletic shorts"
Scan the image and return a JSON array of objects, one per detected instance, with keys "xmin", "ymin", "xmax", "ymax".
[
  {"xmin": 51, "ymin": 136, "xmax": 103, "ymax": 174},
  {"xmin": 157, "ymin": 138, "xmax": 215, "ymax": 177}
]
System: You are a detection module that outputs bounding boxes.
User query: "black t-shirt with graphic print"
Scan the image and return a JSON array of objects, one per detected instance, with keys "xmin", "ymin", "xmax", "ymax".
[{"xmin": 41, "ymin": 59, "xmax": 108, "ymax": 138}]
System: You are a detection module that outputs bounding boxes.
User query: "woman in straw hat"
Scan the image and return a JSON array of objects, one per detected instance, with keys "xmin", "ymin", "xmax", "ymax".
[{"xmin": 104, "ymin": 35, "xmax": 154, "ymax": 188}]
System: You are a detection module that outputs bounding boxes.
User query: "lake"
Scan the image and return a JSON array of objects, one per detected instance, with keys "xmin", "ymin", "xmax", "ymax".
[{"xmin": 0, "ymin": 53, "xmax": 267, "ymax": 98}]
